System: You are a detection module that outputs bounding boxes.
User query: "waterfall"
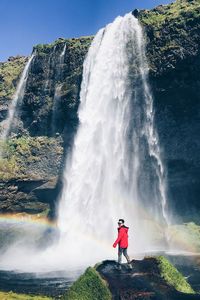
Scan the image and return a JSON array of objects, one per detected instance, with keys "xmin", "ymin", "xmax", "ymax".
[
  {"xmin": 60, "ymin": 43, "xmax": 66, "ymax": 61},
  {"xmin": 44, "ymin": 45, "xmax": 56, "ymax": 90},
  {"xmin": 0, "ymin": 54, "xmax": 35, "ymax": 142},
  {"xmin": 0, "ymin": 13, "xmax": 171, "ymax": 273},
  {"xmin": 56, "ymin": 12, "xmax": 169, "ymax": 266},
  {"xmin": 51, "ymin": 43, "xmax": 66, "ymax": 135}
]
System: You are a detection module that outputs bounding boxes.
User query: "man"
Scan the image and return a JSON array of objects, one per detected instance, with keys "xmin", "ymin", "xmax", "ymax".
[{"xmin": 113, "ymin": 219, "xmax": 132, "ymax": 269}]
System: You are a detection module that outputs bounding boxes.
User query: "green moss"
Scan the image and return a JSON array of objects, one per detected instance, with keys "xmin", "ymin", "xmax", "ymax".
[
  {"xmin": 139, "ymin": 0, "xmax": 200, "ymax": 28},
  {"xmin": 62, "ymin": 267, "xmax": 112, "ymax": 300},
  {"xmin": 0, "ymin": 157, "xmax": 19, "ymax": 180},
  {"xmin": 157, "ymin": 256, "xmax": 195, "ymax": 294},
  {"xmin": 0, "ymin": 56, "xmax": 27, "ymax": 100},
  {"xmin": 0, "ymin": 291, "xmax": 52, "ymax": 300},
  {"xmin": 34, "ymin": 36, "xmax": 93, "ymax": 56},
  {"xmin": 0, "ymin": 136, "xmax": 63, "ymax": 180}
]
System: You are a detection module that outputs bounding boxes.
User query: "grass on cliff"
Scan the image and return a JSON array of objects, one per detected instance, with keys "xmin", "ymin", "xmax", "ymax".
[
  {"xmin": 62, "ymin": 267, "xmax": 112, "ymax": 300},
  {"xmin": 34, "ymin": 36, "xmax": 92, "ymax": 56},
  {"xmin": 157, "ymin": 256, "xmax": 195, "ymax": 294},
  {"xmin": 140, "ymin": 0, "xmax": 200, "ymax": 28},
  {"xmin": 0, "ymin": 291, "xmax": 52, "ymax": 300},
  {"xmin": 0, "ymin": 56, "xmax": 27, "ymax": 99},
  {"xmin": 0, "ymin": 136, "xmax": 63, "ymax": 180}
]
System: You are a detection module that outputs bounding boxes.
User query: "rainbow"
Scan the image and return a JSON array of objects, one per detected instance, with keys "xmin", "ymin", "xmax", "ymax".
[
  {"xmin": 0, "ymin": 213, "xmax": 57, "ymax": 229},
  {"xmin": 0, "ymin": 212, "xmax": 199, "ymax": 257}
]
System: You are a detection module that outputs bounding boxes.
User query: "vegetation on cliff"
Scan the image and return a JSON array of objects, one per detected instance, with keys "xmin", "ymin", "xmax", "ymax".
[
  {"xmin": 139, "ymin": 0, "xmax": 200, "ymax": 75},
  {"xmin": 0, "ymin": 56, "xmax": 27, "ymax": 100},
  {"xmin": 0, "ymin": 136, "xmax": 63, "ymax": 180},
  {"xmin": 140, "ymin": 0, "xmax": 200, "ymax": 27}
]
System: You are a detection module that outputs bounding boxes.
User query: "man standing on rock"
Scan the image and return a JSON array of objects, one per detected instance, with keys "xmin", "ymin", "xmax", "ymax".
[{"xmin": 113, "ymin": 219, "xmax": 132, "ymax": 269}]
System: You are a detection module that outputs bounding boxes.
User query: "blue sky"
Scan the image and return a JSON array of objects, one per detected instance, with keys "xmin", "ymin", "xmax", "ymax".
[{"xmin": 0, "ymin": 0, "xmax": 172, "ymax": 62}]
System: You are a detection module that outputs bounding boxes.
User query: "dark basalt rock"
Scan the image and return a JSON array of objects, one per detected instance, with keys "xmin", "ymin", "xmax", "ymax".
[
  {"xmin": 132, "ymin": 9, "xmax": 140, "ymax": 18},
  {"xmin": 0, "ymin": 178, "xmax": 59, "ymax": 216},
  {"xmin": 138, "ymin": 0, "xmax": 200, "ymax": 223},
  {"xmin": 96, "ymin": 259, "xmax": 199, "ymax": 300}
]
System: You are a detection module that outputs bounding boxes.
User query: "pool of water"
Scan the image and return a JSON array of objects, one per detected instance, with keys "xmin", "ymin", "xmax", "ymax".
[{"xmin": 0, "ymin": 270, "xmax": 80, "ymax": 298}]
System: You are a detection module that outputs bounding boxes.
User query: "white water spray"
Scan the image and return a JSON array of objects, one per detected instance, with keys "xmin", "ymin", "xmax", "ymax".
[
  {"xmin": 60, "ymin": 43, "xmax": 66, "ymax": 61},
  {"xmin": 0, "ymin": 54, "xmax": 35, "ymax": 142},
  {"xmin": 57, "ymin": 13, "xmax": 169, "ymax": 265}
]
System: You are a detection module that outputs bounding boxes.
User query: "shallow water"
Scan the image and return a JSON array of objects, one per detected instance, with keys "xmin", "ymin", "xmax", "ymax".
[{"xmin": 0, "ymin": 270, "xmax": 80, "ymax": 298}]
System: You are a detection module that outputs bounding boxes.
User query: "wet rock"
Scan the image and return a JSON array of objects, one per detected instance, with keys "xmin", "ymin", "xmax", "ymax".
[
  {"xmin": 0, "ymin": 178, "xmax": 59, "ymax": 216},
  {"xmin": 96, "ymin": 258, "xmax": 199, "ymax": 300}
]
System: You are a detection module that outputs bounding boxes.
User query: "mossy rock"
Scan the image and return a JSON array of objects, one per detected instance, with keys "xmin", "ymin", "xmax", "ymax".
[
  {"xmin": 0, "ymin": 136, "xmax": 63, "ymax": 180},
  {"xmin": 139, "ymin": 0, "xmax": 200, "ymax": 28},
  {"xmin": 156, "ymin": 256, "xmax": 195, "ymax": 294},
  {"xmin": 62, "ymin": 267, "xmax": 112, "ymax": 300},
  {"xmin": 33, "ymin": 36, "xmax": 93, "ymax": 56}
]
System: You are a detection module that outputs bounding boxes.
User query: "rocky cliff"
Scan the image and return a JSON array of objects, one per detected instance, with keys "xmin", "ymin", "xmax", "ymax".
[
  {"xmin": 0, "ymin": 37, "xmax": 92, "ymax": 217},
  {"xmin": 138, "ymin": 0, "xmax": 200, "ymax": 222},
  {"xmin": 0, "ymin": 0, "xmax": 199, "ymax": 222}
]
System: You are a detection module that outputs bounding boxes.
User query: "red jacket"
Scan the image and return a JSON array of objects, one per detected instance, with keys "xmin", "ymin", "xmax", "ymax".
[{"xmin": 113, "ymin": 225, "xmax": 129, "ymax": 248}]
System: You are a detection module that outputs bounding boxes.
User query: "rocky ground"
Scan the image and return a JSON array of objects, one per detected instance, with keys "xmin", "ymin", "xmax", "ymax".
[
  {"xmin": 0, "ymin": 256, "xmax": 199, "ymax": 299},
  {"xmin": 63, "ymin": 256, "xmax": 200, "ymax": 300}
]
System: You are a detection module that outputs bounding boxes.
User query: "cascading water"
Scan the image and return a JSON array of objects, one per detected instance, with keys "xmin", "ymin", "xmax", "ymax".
[
  {"xmin": 0, "ymin": 54, "xmax": 35, "ymax": 143},
  {"xmin": 56, "ymin": 12, "xmax": 170, "ymax": 266},
  {"xmin": 60, "ymin": 43, "xmax": 66, "ymax": 62},
  {"xmin": 44, "ymin": 45, "xmax": 56, "ymax": 90},
  {"xmin": 51, "ymin": 43, "xmax": 66, "ymax": 135}
]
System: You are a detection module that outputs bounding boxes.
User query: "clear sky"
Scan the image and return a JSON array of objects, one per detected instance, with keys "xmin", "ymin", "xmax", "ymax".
[{"xmin": 0, "ymin": 0, "xmax": 173, "ymax": 62}]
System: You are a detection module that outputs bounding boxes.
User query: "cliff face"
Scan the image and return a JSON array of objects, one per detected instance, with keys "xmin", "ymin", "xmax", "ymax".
[
  {"xmin": 0, "ymin": 56, "xmax": 28, "ymax": 122},
  {"xmin": 0, "ymin": 38, "xmax": 92, "ymax": 216},
  {"xmin": 21, "ymin": 37, "xmax": 92, "ymax": 138},
  {"xmin": 0, "ymin": 0, "xmax": 199, "ymax": 222},
  {"xmin": 138, "ymin": 0, "xmax": 200, "ymax": 222}
]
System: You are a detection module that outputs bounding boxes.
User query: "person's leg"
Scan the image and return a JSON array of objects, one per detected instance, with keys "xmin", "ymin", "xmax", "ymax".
[
  {"xmin": 123, "ymin": 248, "xmax": 131, "ymax": 264},
  {"xmin": 118, "ymin": 247, "xmax": 123, "ymax": 264}
]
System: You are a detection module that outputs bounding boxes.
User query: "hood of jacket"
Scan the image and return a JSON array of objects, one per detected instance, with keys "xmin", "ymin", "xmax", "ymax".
[{"xmin": 118, "ymin": 225, "xmax": 129, "ymax": 233}]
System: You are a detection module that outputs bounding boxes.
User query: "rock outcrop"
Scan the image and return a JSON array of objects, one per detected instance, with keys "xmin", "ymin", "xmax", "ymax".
[{"xmin": 63, "ymin": 257, "xmax": 200, "ymax": 300}]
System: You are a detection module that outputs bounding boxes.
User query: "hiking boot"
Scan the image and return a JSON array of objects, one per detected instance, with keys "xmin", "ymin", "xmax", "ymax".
[{"xmin": 128, "ymin": 262, "xmax": 133, "ymax": 269}]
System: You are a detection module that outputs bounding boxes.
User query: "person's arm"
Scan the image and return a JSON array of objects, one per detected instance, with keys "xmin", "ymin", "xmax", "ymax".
[{"xmin": 113, "ymin": 229, "xmax": 123, "ymax": 248}]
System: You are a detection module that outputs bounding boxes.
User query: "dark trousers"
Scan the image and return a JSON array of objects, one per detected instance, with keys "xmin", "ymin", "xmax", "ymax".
[{"xmin": 118, "ymin": 247, "xmax": 130, "ymax": 264}]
